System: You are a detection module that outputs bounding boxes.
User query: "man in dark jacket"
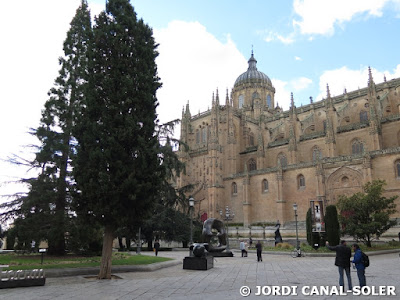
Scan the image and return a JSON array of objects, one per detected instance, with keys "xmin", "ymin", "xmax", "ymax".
[
  {"xmin": 154, "ymin": 240, "xmax": 160, "ymax": 256},
  {"xmin": 352, "ymin": 243, "xmax": 366, "ymax": 287},
  {"xmin": 326, "ymin": 240, "xmax": 352, "ymax": 291},
  {"xmin": 256, "ymin": 241, "xmax": 262, "ymax": 262}
]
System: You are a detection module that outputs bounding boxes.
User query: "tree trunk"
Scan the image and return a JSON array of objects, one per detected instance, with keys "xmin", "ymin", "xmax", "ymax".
[{"xmin": 98, "ymin": 226, "xmax": 114, "ymax": 279}]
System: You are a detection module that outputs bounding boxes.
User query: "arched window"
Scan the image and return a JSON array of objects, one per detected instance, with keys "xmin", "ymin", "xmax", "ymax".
[
  {"xmin": 232, "ymin": 182, "xmax": 238, "ymax": 195},
  {"xmin": 298, "ymin": 174, "xmax": 305, "ymax": 189},
  {"xmin": 312, "ymin": 146, "xmax": 322, "ymax": 163},
  {"xmin": 395, "ymin": 160, "xmax": 400, "ymax": 178},
  {"xmin": 262, "ymin": 179, "xmax": 269, "ymax": 193},
  {"xmin": 352, "ymin": 139, "xmax": 364, "ymax": 155},
  {"xmin": 267, "ymin": 95, "xmax": 272, "ymax": 107},
  {"xmin": 249, "ymin": 132, "xmax": 255, "ymax": 146},
  {"xmin": 397, "ymin": 131, "xmax": 400, "ymax": 146},
  {"xmin": 277, "ymin": 153, "xmax": 287, "ymax": 168},
  {"xmin": 360, "ymin": 110, "xmax": 368, "ymax": 123},
  {"xmin": 195, "ymin": 129, "xmax": 200, "ymax": 144},
  {"xmin": 248, "ymin": 159, "xmax": 257, "ymax": 171},
  {"xmin": 201, "ymin": 127, "xmax": 207, "ymax": 143},
  {"xmin": 239, "ymin": 95, "xmax": 244, "ymax": 108}
]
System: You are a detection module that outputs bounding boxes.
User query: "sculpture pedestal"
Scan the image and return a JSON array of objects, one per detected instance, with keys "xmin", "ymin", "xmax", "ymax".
[
  {"xmin": 208, "ymin": 250, "xmax": 233, "ymax": 257},
  {"xmin": 183, "ymin": 256, "xmax": 213, "ymax": 270}
]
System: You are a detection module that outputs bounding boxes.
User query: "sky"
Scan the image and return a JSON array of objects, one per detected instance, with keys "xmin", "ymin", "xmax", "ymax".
[{"xmin": 1, "ymin": 0, "xmax": 400, "ymax": 201}]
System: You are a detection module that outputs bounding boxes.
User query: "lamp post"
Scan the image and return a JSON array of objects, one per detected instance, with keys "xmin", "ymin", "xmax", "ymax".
[
  {"xmin": 219, "ymin": 206, "xmax": 234, "ymax": 251},
  {"xmin": 189, "ymin": 197, "xmax": 194, "ymax": 256},
  {"xmin": 293, "ymin": 203, "xmax": 300, "ymax": 253}
]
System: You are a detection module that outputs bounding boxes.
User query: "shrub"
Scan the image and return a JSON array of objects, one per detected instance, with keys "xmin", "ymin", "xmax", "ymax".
[
  {"xmin": 276, "ymin": 242, "xmax": 292, "ymax": 249},
  {"xmin": 306, "ymin": 208, "xmax": 312, "ymax": 246},
  {"xmin": 325, "ymin": 205, "xmax": 340, "ymax": 246}
]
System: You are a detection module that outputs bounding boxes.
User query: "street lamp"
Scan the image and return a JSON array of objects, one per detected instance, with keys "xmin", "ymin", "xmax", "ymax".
[
  {"xmin": 220, "ymin": 206, "xmax": 234, "ymax": 251},
  {"xmin": 293, "ymin": 203, "xmax": 300, "ymax": 252},
  {"xmin": 189, "ymin": 197, "xmax": 194, "ymax": 256}
]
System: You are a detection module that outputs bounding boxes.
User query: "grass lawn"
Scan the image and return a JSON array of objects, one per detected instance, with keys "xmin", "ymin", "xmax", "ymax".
[{"xmin": 0, "ymin": 252, "xmax": 171, "ymax": 271}]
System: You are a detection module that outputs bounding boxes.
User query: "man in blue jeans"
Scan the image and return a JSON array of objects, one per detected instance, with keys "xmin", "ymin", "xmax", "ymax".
[
  {"xmin": 326, "ymin": 240, "xmax": 352, "ymax": 291},
  {"xmin": 352, "ymin": 243, "xmax": 366, "ymax": 287}
]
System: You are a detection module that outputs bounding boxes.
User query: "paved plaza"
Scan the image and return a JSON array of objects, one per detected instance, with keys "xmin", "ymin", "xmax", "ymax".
[{"xmin": 0, "ymin": 250, "xmax": 399, "ymax": 300}]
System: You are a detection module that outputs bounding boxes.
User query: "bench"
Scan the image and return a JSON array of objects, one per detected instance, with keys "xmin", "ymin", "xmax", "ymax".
[{"xmin": 0, "ymin": 268, "xmax": 46, "ymax": 289}]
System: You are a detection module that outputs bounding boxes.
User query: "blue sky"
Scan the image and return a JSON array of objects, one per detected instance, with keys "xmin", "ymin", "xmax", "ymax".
[{"xmin": 1, "ymin": 0, "xmax": 400, "ymax": 199}]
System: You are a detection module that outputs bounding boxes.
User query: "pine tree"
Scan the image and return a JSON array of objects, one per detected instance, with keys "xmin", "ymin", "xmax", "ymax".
[
  {"xmin": 73, "ymin": 0, "xmax": 162, "ymax": 279},
  {"xmin": 0, "ymin": 1, "xmax": 92, "ymax": 255}
]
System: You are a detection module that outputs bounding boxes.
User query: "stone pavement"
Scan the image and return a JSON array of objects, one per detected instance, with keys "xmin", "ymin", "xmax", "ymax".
[{"xmin": 0, "ymin": 250, "xmax": 399, "ymax": 300}]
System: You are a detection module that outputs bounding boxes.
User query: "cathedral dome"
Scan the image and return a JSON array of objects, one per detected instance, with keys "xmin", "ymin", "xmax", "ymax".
[{"xmin": 234, "ymin": 53, "xmax": 272, "ymax": 88}]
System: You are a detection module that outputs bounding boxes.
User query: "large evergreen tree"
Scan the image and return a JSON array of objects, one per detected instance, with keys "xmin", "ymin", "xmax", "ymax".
[
  {"xmin": 324, "ymin": 205, "xmax": 340, "ymax": 246},
  {"xmin": 73, "ymin": 0, "xmax": 162, "ymax": 279},
  {"xmin": 0, "ymin": 1, "xmax": 92, "ymax": 255}
]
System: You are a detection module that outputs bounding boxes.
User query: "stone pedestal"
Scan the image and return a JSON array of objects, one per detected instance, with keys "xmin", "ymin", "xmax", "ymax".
[
  {"xmin": 183, "ymin": 256, "xmax": 214, "ymax": 270},
  {"xmin": 208, "ymin": 250, "xmax": 234, "ymax": 257}
]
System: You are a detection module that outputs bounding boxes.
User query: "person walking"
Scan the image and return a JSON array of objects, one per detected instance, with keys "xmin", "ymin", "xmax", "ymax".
[
  {"xmin": 240, "ymin": 240, "xmax": 248, "ymax": 257},
  {"xmin": 256, "ymin": 240, "xmax": 262, "ymax": 262},
  {"xmin": 352, "ymin": 243, "xmax": 366, "ymax": 287},
  {"xmin": 154, "ymin": 240, "xmax": 160, "ymax": 256},
  {"xmin": 326, "ymin": 240, "xmax": 352, "ymax": 291}
]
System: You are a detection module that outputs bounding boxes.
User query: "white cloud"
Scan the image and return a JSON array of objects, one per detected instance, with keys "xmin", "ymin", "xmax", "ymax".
[
  {"xmin": 293, "ymin": 0, "xmax": 391, "ymax": 35},
  {"xmin": 315, "ymin": 64, "xmax": 400, "ymax": 100},
  {"xmin": 291, "ymin": 77, "xmax": 312, "ymax": 91},
  {"xmin": 271, "ymin": 79, "xmax": 291, "ymax": 110},
  {"xmin": 295, "ymin": 56, "xmax": 302, "ymax": 61},
  {"xmin": 0, "ymin": 0, "xmax": 86, "ymax": 197},
  {"xmin": 261, "ymin": 30, "xmax": 295, "ymax": 44},
  {"xmin": 154, "ymin": 21, "xmax": 247, "ymax": 124},
  {"xmin": 0, "ymin": 1, "xmax": 103, "ymax": 199}
]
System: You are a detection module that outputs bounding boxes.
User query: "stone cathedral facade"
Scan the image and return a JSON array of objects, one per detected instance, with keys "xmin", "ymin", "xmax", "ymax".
[{"xmin": 176, "ymin": 53, "xmax": 400, "ymax": 227}]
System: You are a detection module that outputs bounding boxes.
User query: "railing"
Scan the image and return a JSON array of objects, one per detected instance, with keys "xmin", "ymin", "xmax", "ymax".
[
  {"xmin": 336, "ymin": 121, "xmax": 369, "ymax": 133},
  {"xmin": 299, "ymin": 131, "xmax": 325, "ymax": 141},
  {"xmin": 268, "ymin": 138, "xmax": 289, "ymax": 148},
  {"xmin": 381, "ymin": 114, "xmax": 400, "ymax": 123}
]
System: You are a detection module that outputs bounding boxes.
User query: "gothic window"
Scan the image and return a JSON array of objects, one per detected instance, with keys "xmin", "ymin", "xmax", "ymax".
[
  {"xmin": 397, "ymin": 131, "xmax": 400, "ymax": 146},
  {"xmin": 277, "ymin": 153, "xmax": 287, "ymax": 168},
  {"xmin": 360, "ymin": 110, "xmax": 368, "ymax": 123},
  {"xmin": 232, "ymin": 182, "xmax": 238, "ymax": 195},
  {"xmin": 395, "ymin": 160, "xmax": 400, "ymax": 178},
  {"xmin": 262, "ymin": 179, "xmax": 269, "ymax": 193},
  {"xmin": 201, "ymin": 127, "xmax": 207, "ymax": 143},
  {"xmin": 239, "ymin": 95, "xmax": 244, "ymax": 108},
  {"xmin": 267, "ymin": 95, "xmax": 272, "ymax": 107},
  {"xmin": 196, "ymin": 129, "xmax": 200, "ymax": 144},
  {"xmin": 312, "ymin": 146, "xmax": 322, "ymax": 162},
  {"xmin": 248, "ymin": 159, "xmax": 257, "ymax": 171},
  {"xmin": 298, "ymin": 174, "xmax": 305, "ymax": 189},
  {"xmin": 249, "ymin": 132, "xmax": 255, "ymax": 146},
  {"xmin": 252, "ymin": 92, "xmax": 260, "ymax": 99},
  {"xmin": 352, "ymin": 139, "xmax": 364, "ymax": 155}
]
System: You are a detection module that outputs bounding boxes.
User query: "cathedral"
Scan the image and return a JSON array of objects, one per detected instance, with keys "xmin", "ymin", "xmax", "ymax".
[{"xmin": 177, "ymin": 52, "xmax": 400, "ymax": 229}]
